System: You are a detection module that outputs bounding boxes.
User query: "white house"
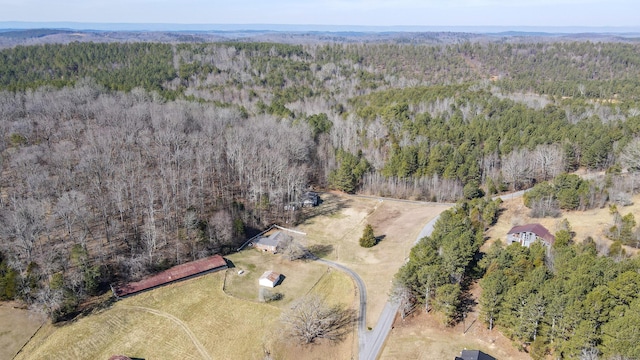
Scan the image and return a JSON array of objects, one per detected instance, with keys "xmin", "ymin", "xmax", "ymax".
[
  {"xmin": 507, "ymin": 223, "xmax": 555, "ymax": 248},
  {"xmin": 259, "ymin": 271, "xmax": 282, "ymax": 288}
]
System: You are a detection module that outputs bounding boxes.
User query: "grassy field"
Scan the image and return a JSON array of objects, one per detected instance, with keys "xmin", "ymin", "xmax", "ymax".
[
  {"xmin": 297, "ymin": 192, "xmax": 450, "ymax": 328},
  {"xmin": 382, "ymin": 192, "xmax": 640, "ymax": 360},
  {"xmin": 381, "ymin": 310, "xmax": 531, "ymax": 360},
  {"xmin": 485, "ymin": 193, "xmax": 640, "ymax": 255},
  {"xmin": 224, "ymin": 249, "xmax": 332, "ymax": 308},
  {"xmin": 16, "ymin": 251, "xmax": 357, "ymax": 360},
  {"xmin": 271, "ymin": 269, "xmax": 358, "ymax": 360},
  {"xmin": 381, "ymin": 281, "xmax": 531, "ymax": 360},
  {"xmin": 0, "ymin": 303, "xmax": 45, "ymax": 359}
]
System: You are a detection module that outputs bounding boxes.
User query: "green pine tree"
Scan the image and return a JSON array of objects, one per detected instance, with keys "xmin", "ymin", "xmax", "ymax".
[{"xmin": 359, "ymin": 224, "xmax": 377, "ymax": 248}]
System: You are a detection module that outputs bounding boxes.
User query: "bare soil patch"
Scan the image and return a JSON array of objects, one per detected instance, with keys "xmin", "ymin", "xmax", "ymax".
[{"xmin": 0, "ymin": 302, "xmax": 45, "ymax": 360}]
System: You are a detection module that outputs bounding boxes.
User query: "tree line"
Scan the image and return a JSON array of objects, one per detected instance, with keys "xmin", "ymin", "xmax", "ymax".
[
  {"xmin": 479, "ymin": 232, "xmax": 640, "ymax": 359},
  {"xmin": 0, "ymin": 81, "xmax": 314, "ymax": 320},
  {"xmin": 2, "ymin": 39, "xmax": 640, "ymax": 324}
]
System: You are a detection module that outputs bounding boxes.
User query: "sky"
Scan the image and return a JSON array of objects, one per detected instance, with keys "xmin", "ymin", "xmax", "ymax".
[{"xmin": 0, "ymin": 0, "xmax": 638, "ymax": 28}]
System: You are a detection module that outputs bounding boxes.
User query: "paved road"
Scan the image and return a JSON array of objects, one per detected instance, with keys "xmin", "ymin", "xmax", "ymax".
[
  {"xmin": 312, "ymin": 257, "xmax": 368, "ymax": 355},
  {"xmin": 359, "ymin": 189, "xmax": 529, "ymax": 360},
  {"xmin": 359, "ymin": 210, "xmax": 449, "ymax": 360}
]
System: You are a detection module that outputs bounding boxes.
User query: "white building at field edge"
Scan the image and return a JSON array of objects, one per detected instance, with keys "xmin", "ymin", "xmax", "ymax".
[{"xmin": 259, "ymin": 271, "xmax": 282, "ymax": 287}]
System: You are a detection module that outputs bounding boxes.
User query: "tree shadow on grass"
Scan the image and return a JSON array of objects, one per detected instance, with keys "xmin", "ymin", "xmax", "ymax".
[
  {"xmin": 307, "ymin": 244, "xmax": 334, "ymax": 258},
  {"xmin": 302, "ymin": 193, "xmax": 350, "ymax": 221}
]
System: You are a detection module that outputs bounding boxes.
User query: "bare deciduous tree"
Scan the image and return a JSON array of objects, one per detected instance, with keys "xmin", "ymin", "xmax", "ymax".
[
  {"xmin": 277, "ymin": 234, "xmax": 308, "ymax": 261},
  {"xmin": 502, "ymin": 149, "xmax": 534, "ymax": 190},
  {"xmin": 533, "ymin": 144, "xmax": 565, "ymax": 181},
  {"xmin": 281, "ymin": 294, "xmax": 355, "ymax": 344},
  {"xmin": 619, "ymin": 137, "xmax": 640, "ymax": 171},
  {"xmin": 390, "ymin": 282, "xmax": 416, "ymax": 320}
]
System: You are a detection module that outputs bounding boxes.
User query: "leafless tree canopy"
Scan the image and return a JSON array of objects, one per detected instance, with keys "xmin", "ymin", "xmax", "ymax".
[
  {"xmin": 280, "ymin": 294, "xmax": 355, "ymax": 344},
  {"xmin": 0, "ymin": 83, "xmax": 317, "ymax": 313},
  {"xmin": 277, "ymin": 234, "xmax": 308, "ymax": 261}
]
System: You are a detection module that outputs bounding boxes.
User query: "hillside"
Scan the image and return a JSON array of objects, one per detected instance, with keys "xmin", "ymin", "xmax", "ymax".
[{"xmin": 0, "ymin": 37, "xmax": 639, "ymax": 351}]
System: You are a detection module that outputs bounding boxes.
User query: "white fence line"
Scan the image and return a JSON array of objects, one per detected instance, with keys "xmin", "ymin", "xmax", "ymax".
[
  {"xmin": 273, "ymin": 225, "xmax": 307, "ymax": 235},
  {"xmin": 236, "ymin": 224, "xmax": 276, "ymax": 251}
]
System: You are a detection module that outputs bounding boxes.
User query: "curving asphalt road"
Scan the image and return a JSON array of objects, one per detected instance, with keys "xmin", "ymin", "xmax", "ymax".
[
  {"xmin": 313, "ymin": 257, "xmax": 368, "ymax": 355},
  {"xmin": 311, "ymin": 190, "xmax": 529, "ymax": 360},
  {"xmin": 311, "ymin": 197, "xmax": 451, "ymax": 360},
  {"xmin": 360, "ymin": 213, "xmax": 447, "ymax": 360}
]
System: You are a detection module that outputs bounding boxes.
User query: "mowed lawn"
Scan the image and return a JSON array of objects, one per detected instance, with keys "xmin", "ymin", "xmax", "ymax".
[
  {"xmin": 297, "ymin": 193, "xmax": 450, "ymax": 328},
  {"xmin": 16, "ymin": 272, "xmax": 280, "ymax": 360},
  {"xmin": 16, "ymin": 250, "xmax": 357, "ymax": 360},
  {"xmin": 272, "ymin": 269, "xmax": 358, "ymax": 360},
  {"xmin": 224, "ymin": 249, "xmax": 333, "ymax": 308},
  {"xmin": 0, "ymin": 303, "xmax": 45, "ymax": 360}
]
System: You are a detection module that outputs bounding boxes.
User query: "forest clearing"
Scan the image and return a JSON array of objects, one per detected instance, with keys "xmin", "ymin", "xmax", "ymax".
[
  {"xmin": 1, "ymin": 31, "xmax": 640, "ymax": 360},
  {"xmin": 11, "ymin": 192, "xmax": 446, "ymax": 359},
  {"xmin": 485, "ymin": 190, "xmax": 640, "ymax": 256},
  {"xmin": 14, "ymin": 263, "xmax": 355, "ymax": 359},
  {"xmin": 381, "ymin": 282, "xmax": 531, "ymax": 360},
  {"xmin": 296, "ymin": 192, "xmax": 450, "ymax": 328}
]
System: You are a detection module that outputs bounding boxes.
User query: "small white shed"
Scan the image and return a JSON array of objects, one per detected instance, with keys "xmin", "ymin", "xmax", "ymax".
[{"xmin": 259, "ymin": 271, "xmax": 282, "ymax": 288}]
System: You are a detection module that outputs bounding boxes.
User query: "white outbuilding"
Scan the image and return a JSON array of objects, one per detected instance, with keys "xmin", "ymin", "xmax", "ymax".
[{"xmin": 259, "ymin": 271, "xmax": 282, "ymax": 288}]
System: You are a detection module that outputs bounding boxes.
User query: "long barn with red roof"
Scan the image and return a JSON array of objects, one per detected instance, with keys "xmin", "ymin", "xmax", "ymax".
[{"xmin": 112, "ymin": 255, "xmax": 227, "ymax": 298}]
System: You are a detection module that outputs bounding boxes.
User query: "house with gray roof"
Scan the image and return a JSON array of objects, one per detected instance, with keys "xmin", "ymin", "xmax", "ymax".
[{"xmin": 253, "ymin": 231, "xmax": 286, "ymax": 253}]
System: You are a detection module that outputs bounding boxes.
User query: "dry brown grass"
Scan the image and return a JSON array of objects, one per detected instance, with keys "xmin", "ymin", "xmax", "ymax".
[
  {"xmin": 224, "ymin": 249, "xmax": 334, "ymax": 308},
  {"xmin": 297, "ymin": 193, "xmax": 450, "ymax": 329},
  {"xmin": 485, "ymin": 194, "xmax": 640, "ymax": 255},
  {"xmin": 271, "ymin": 268, "xmax": 358, "ymax": 360},
  {"xmin": 16, "ymin": 273, "xmax": 281, "ymax": 360},
  {"xmin": 0, "ymin": 302, "xmax": 45, "ymax": 359},
  {"xmin": 380, "ymin": 192, "xmax": 640, "ymax": 360},
  {"xmin": 381, "ymin": 281, "xmax": 530, "ymax": 360},
  {"xmin": 16, "ymin": 249, "xmax": 357, "ymax": 360},
  {"xmin": 381, "ymin": 310, "xmax": 530, "ymax": 360}
]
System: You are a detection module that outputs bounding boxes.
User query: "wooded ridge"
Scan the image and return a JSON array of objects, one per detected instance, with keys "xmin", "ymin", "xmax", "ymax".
[{"xmin": 0, "ymin": 40, "xmax": 639, "ymax": 359}]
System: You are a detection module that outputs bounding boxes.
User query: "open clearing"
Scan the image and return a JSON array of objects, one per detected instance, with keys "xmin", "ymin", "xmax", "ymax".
[
  {"xmin": 380, "ymin": 296, "xmax": 530, "ymax": 360},
  {"xmin": 485, "ymin": 193, "xmax": 640, "ymax": 255},
  {"xmin": 224, "ymin": 249, "xmax": 334, "ymax": 309},
  {"xmin": 380, "ymin": 191, "xmax": 640, "ymax": 360},
  {"xmin": 16, "ymin": 252, "xmax": 356, "ymax": 360},
  {"xmin": 0, "ymin": 302, "xmax": 45, "ymax": 360},
  {"xmin": 297, "ymin": 192, "xmax": 450, "ymax": 329}
]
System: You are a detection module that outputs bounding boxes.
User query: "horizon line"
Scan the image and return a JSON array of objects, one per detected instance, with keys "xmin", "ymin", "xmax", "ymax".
[{"xmin": 1, "ymin": 21, "xmax": 640, "ymax": 34}]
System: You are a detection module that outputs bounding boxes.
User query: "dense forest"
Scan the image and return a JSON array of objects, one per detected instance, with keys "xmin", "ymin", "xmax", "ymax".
[
  {"xmin": 1, "ymin": 39, "xmax": 640, "ymax": 358},
  {"xmin": 396, "ymin": 196, "xmax": 640, "ymax": 360}
]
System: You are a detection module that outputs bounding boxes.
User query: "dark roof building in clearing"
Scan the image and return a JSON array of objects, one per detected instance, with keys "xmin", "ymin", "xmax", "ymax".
[
  {"xmin": 253, "ymin": 231, "xmax": 286, "ymax": 253},
  {"xmin": 455, "ymin": 349, "xmax": 496, "ymax": 360},
  {"xmin": 112, "ymin": 255, "xmax": 227, "ymax": 298},
  {"xmin": 507, "ymin": 223, "xmax": 555, "ymax": 248}
]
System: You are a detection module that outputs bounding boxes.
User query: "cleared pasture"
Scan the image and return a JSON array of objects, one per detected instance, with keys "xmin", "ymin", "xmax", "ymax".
[{"xmin": 297, "ymin": 192, "xmax": 450, "ymax": 328}]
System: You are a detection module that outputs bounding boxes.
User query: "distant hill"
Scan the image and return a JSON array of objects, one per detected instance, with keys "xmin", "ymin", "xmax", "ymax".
[{"xmin": 1, "ymin": 25, "xmax": 639, "ymax": 48}]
